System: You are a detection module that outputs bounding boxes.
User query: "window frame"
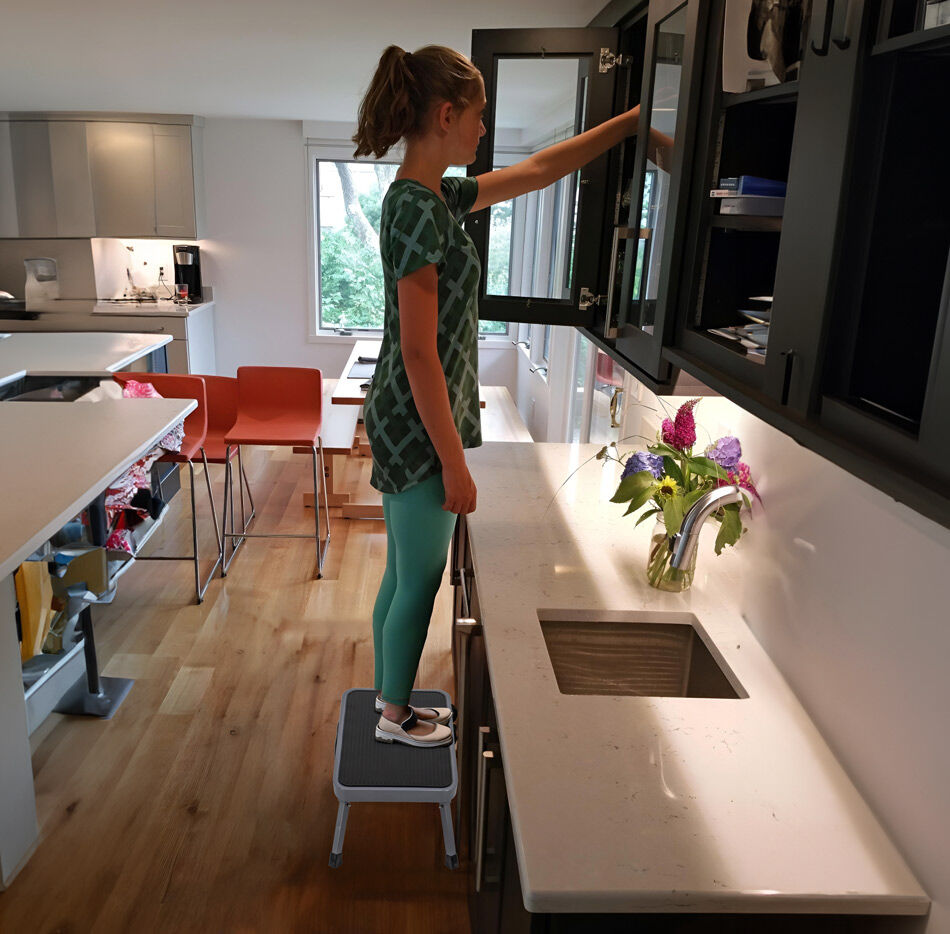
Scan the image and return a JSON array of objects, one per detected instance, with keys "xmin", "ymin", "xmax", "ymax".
[{"xmin": 304, "ymin": 142, "xmax": 512, "ymax": 344}]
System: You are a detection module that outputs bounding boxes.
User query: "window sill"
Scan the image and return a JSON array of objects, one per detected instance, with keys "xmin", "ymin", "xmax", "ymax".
[{"xmin": 307, "ymin": 332, "xmax": 516, "ymax": 348}]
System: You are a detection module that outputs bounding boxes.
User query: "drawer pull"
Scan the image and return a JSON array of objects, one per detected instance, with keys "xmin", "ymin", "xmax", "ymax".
[{"xmin": 474, "ymin": 728, "xmax": 492, "ymax": 893}]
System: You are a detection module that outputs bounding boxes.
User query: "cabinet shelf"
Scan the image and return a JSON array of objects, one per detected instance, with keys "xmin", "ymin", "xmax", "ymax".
[
  {"xmin": 722, "ymin": 80, "xmax": 799, "ymax": 108},
  {"xmin": 710, "ymin": 215, "xmax": 783, "ymax": 232},
  {"xmin": 873, "ymin": 21, "xmax": 950, "ymax": 56}
]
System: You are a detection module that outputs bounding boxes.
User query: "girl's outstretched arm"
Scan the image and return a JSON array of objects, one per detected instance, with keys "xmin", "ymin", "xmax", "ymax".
[{"xmin": 471, "ymin": 104, "xmax": 659, "ymax": 213}]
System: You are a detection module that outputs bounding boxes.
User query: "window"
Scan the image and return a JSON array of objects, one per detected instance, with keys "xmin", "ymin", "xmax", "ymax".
[
  {"xmin": 542, "ymin": 324, "xmax": 551, "ymax": 363},
  {"xmin": 310, "ymin": 156, "xmax": 509, "ymax": 337}
]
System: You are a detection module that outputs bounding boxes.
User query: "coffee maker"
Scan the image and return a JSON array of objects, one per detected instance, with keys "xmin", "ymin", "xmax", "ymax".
[{"xmin": 172, "ymin": 245, "xmax": 203, "ymax": 304}]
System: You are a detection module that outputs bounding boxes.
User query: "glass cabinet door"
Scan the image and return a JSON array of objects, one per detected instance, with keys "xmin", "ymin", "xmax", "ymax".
[
  {"xmin": 613, "ymin": 0, "xmax": 708, "ymax": 383},
  {"xmin": 468, "ymin": 28, "xmax": 619, "ymax": 327}
]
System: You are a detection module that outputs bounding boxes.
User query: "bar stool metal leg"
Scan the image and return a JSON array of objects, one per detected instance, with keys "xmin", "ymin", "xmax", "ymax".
[
  {"xmin": 311, "ymin": 439, "xmax": 331, "ymax": 579},
  {"xmin": 240, "ymin": 450, "xmax": 256, "ymax": 520},
  {"xmin": 221, "ymin": 445, "xmax": 255, "ymax": 577},
  {"xmin": 134, "ymin": 456, "xmax": 223, "ymax": 604}
]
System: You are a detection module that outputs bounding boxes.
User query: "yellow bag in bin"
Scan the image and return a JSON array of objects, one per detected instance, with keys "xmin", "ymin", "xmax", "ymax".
[{"xmin": 14, "ymin": 561, "xmax": 54, "ymax": 662}]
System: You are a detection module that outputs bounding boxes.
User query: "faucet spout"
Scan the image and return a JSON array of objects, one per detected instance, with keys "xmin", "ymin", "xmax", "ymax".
[{"xmin": 669, "ymin": 485, "xmax": 742, "ymax": 569}]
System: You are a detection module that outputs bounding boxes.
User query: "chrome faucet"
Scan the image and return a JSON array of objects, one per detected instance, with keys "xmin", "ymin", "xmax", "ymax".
[{"xmin": 668, "ymin": 485, "xmax": 742, "ymax": 569}]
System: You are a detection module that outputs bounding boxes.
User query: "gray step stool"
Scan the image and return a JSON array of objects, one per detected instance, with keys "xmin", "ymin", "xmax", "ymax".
[{"xmin": 330, "ymin": 688, "xmax": 459, "ymax": 869}]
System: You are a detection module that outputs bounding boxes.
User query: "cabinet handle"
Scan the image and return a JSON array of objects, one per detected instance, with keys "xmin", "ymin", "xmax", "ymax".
[
  {"xmin": 832, "ymin": 0, "xmax": 857, "ymax": 49},
  {"xmin": 459, "ymin": 568, "xmax": 471, "ymax": 618},
  {"xmin": 475, "ymin": 729, "xmax": 493, "ymax": 893},
  {"xmin": 781, "ymin": 349, "xmax": 796, "ymax": 406},
  {"xmin": 606, "ymin": 227, "xmax": 643, "ymax": 335},
  {"xmin": 453, "ymin": 617, "xmax": 481, "ymax": 854},
  {"xmin": 810, "ymin": 0, "xmax": 833, "ymax": 55},
  {"xmin": 605, "ymin": 226, "xmax": 623, "ymax": 335}
]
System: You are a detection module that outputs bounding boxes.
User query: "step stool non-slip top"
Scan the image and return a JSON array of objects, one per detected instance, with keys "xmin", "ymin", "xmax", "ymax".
[{"xmin": 332, "ymin": 689, "xmax": 457, "ymax": 803}]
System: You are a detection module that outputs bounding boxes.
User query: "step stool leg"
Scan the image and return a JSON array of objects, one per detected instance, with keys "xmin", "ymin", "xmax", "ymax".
[
  {"xmin": 329, "ymin": 801, "xmax": 350, "ymax": 868},
  {"xmin": 439, "ymin": 803, "xmax": 459, "ymax": 870}
]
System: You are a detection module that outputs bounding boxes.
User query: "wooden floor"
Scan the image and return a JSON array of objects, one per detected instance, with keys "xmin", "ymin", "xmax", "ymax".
[{"xmin": 0, "ymin": 448, "xmax": 470, "ymax": 934}]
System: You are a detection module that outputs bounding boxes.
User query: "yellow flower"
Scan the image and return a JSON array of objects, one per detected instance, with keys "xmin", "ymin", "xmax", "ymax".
[{"xmin": 655, "ymin": 475, "xmax": 679, "ymax": 498}]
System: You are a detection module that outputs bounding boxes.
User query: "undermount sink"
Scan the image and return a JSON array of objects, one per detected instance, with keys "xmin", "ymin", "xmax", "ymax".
[{"xmin": 538, "ymin": 609, "xmax": 746, "ymax": 699}]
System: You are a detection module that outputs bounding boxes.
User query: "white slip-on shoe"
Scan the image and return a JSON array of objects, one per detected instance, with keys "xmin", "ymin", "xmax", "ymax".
[
  {"xmin": 374, "ymin": 695, "xmax": 453, "ymax": 725},
  {"xmin": 375, "ymin": 710, "xmax": 453, "ymax": 748}
]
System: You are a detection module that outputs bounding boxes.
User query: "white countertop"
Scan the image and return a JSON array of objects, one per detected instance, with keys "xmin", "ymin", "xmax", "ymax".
[
  {"xmin": 5, "ymin": 300, "xmax": 213, "ymax": 318},
  {"xmin": 91, "ymin": 300, "xmax": 213, "ymax": 318},
  {"xmin": 465, "ymin": 442, "xmax": 928, "ymax": 916},
  {"xmin": 0, "ymin": 398, "xmax": 195, "ymax": 580},
  {"xmin": 0, "ymin": 331, "xmax": 172, "ymax": 387}
]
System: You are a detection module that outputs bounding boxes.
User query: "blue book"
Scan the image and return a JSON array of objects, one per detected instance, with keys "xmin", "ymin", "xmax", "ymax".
[{"xmin": 718, "ymin": 175, "xmax": 787, "ymax": 197}]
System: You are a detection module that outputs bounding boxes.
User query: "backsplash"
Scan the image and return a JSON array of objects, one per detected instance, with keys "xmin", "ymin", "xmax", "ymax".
[
  {"xmin": 0, "ymin": 237, "xmax": 199, "ymax": 300},
  {"xmin": 630, "ymin": 379, "xmax": 950, "ymax": 933}
]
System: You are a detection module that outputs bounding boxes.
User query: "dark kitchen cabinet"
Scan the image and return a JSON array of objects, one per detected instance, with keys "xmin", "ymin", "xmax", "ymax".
[
  {"xmin": 817, "ymin": 1, "xmax": 950, "ymax": 490},
  {"xmin": 594, "ymin": 0, "xmax": 950, "ymax": 526},
  {"xmin": 668, "ymin": 0, "xmax": 866, "ymax": 409}
]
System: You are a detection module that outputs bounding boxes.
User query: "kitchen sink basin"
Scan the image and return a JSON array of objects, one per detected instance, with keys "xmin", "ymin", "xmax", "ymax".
[{"xmin": 538, "ymin": 609, "xmax": 746, "ymax": 699}]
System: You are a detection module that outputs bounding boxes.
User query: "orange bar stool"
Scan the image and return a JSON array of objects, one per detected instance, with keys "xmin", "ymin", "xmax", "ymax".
[
  {"xmin": 222, "ymin": 366, "xmax": 330, "ymax": 579},
  {"xmin": 113, "ymin": 373, "xmax": 223, "ymax": 603},
  {"xmin": 198, "ymin": 375, "xmax": 256, "ymax": 573}
]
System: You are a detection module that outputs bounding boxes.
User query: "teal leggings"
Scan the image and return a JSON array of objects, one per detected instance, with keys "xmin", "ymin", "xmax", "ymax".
[{"xmin": 373, "ymin": 472, "xmax": 458, "ymax": 705}]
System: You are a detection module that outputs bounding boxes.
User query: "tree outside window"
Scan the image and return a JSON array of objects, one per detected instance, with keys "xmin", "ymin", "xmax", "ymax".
[{"xmin": 317, "ymin": 161, "xmax": 508, "ymax": 335}]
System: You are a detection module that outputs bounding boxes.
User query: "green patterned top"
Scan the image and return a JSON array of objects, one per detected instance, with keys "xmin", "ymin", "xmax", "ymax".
[{"xmin": 363, "ymin": 175, "xmax": 483, "ymax": 494}]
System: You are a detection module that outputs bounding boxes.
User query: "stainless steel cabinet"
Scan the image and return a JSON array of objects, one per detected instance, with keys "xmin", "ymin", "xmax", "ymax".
[{"xmin": 0, "ymin": 115, "xmax": 203, "ymax": 239}]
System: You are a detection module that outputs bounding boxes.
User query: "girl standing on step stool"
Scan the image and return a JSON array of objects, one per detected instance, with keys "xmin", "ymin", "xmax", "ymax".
[{"xmin": 354, "ymin": 44, "xmax": 662, "ymax": 748}]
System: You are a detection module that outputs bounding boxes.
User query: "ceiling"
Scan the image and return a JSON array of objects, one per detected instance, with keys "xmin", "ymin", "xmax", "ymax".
[{"xmin": 2, "ymin": 0, "xmax": 607, "ymax": 123}]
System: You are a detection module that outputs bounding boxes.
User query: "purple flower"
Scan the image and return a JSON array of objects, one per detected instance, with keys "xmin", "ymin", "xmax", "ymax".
[
  {"xmin": 622, "ymin": 451, "xmax": 664, "ymax": 480},
  {"xmin": 706, "ymin": 436, "xmax": 742, "ymax": 469}
]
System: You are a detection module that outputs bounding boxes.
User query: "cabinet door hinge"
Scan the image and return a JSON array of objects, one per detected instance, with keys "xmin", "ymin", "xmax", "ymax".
[
  {"xmin": 599, "ymin": 49, "xmax": 631, "ymax": 73},
  {"xmin": 579, "ymin": 286, "xmax": 606, "ymax": 310}
]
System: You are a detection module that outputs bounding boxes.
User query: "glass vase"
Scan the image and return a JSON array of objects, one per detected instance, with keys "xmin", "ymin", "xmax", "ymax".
[{"xmin": 646, "ymin": 515, "xmax": 696, "ymax": 592}]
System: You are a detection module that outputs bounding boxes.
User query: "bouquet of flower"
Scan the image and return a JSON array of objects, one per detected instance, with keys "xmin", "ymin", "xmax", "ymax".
[{"xmin": 598, "ymin": 398, "xmax": 758, "ymax": 590}]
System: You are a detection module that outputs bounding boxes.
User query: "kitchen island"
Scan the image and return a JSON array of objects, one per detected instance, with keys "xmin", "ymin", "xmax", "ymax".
[
  {"xmin": 0, "ymin": 331, "xmax": 171, "ymax": 388},
  {"xmin": 462, "ymin": 442, "xmax": 927, "ymax": 920},
  {"xmin": 0, "ymin": 397, "xmax": 196, "ymax": 889}
]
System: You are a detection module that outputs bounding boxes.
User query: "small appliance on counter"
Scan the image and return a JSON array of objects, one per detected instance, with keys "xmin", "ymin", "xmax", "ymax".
[
  {"xmin": 24, "ymin": 258, "xmax": 60, "ymax": 306},
  {"xmin": 172, "ymin": 245, "xmax": 203, "ymax": 304}
]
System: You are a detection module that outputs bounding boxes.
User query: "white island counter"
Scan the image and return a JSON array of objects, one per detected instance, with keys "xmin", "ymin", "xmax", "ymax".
[
  {"xmin": 0, "ymin": 331, "xmax": 171, "ymax": 388},
  {"xmin": 0, "ymin": 397, "xmax": 195, "ymax": 889},
  {"xmin": 465, "ymin": 442, "xmax": 928, "ymax": 917}
]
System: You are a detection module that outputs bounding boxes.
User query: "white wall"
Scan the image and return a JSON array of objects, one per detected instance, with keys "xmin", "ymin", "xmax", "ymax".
[
  {"xmin": 630, "ymin": 381, "xmax": 950, "ymax": 933},
  {"xmin": 200, "ymin": 117, "xmax": 516, "ymax": 388}
]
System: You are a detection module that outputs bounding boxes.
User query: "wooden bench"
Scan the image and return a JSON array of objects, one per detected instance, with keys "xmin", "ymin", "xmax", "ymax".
[{"xmin": 304, "ymin": 346, "xmax": 531, "ymax": 518}]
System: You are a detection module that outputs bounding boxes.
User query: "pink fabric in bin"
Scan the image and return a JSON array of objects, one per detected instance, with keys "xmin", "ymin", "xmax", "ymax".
[{"xmin": 120, "ymin": 379, "xmax": 185, "ymax": 452}]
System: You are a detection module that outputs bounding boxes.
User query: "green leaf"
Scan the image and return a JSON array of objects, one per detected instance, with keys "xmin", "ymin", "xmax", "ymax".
[
  {"xmin": 689, "ymin": 456, "xmax": 730, "ymax": 481},
  {"xmin": 714, "ymin": 503, "xmax": 743, "ymax": 555},
  {"xmin": 610, "ymin": 470, "xmax": 655, "ymax": 504},
  {"xmin": 623, "ymin": 485, "xmax": 657, "ymax": 516},
  {"xmin": 662, "ymin": 495, "xmax": 686, "ymax": 536},
  {"xmin": 662, "ymin": 456, "xmax": 684, "ymax": 486},
  {"xmin": 635, "ymin": 507, "xmax": 660, "ymax": 527},
  {"xmin": 651, "ymin": 442, "xmax": 683, "ymax": 459}
]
